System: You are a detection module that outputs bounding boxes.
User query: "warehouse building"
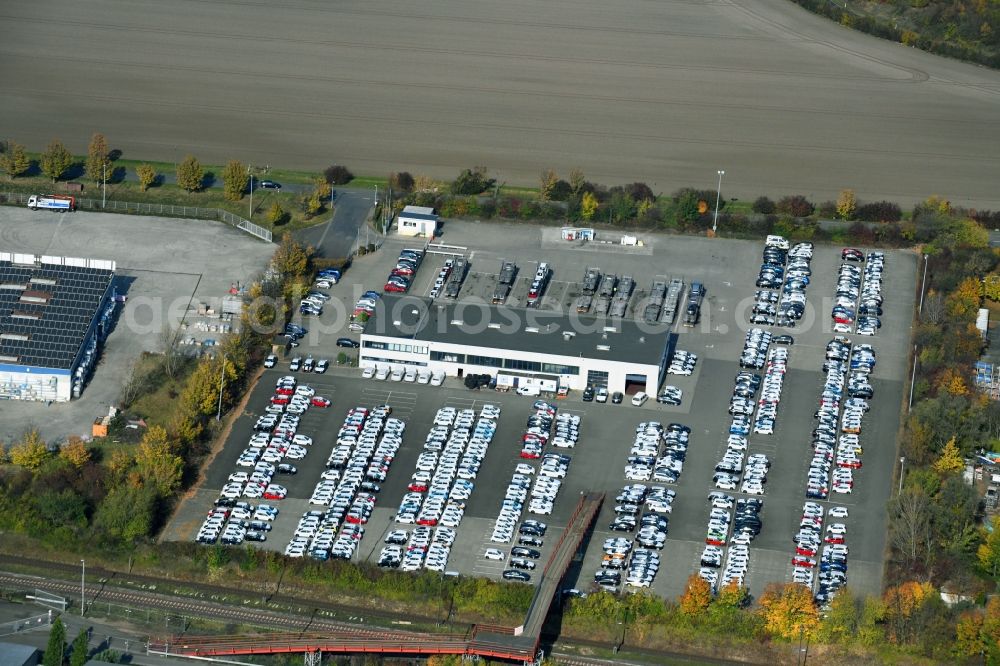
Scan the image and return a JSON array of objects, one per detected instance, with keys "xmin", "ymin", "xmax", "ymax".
[
  {"xmin": 360, "ymin": 295, "xmax": 673, "ymax": 394},
  {"xmin": 0, "ymin": 253, "xmax": 117, "ymax": 402}
]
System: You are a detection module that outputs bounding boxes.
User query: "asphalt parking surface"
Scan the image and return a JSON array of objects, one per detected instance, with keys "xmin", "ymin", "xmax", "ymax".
[{"xmin": 169, "ymin": 223, "xmax": 915, "ymax": 603}]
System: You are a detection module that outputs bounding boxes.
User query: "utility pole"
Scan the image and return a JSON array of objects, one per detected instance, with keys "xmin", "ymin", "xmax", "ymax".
[
  {"xmin": 80, "ymin": 559, "xmax": 85, "ymax": 616},
  {"xmin": 918, "ymin": 254, "xmax": 929, "ymax": 316},
  {"xmin": 102, "ymin": 162, "xmax": 107, "ymax": 209},
  {"xmin": 247, "ymin": 164, "xmax": 254, "ymax": 220},
  {"xmin": 898, "ymin": 457, "xmax": 906, "ymax": 494}
]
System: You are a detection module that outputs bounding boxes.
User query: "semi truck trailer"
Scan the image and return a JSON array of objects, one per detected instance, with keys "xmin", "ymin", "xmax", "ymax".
[{"xmin": 27, "ymin": 195, "xmax": 76, "ymax": 211}]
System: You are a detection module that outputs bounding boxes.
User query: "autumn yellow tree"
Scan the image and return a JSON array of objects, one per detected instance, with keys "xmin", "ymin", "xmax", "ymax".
[
  {"xmin": 977, "ymin": 516, "xmax": 1000, "ymax": 577},
  {"xmin": 539, "ymin": 169, "xmax": 558, "ymax": 201},
  {"xmin": 945, "ymin": 277, "xmax": 982, "ymax": 320},
  {"xmin": 134, "ymin": 425, "xmax": 183, "ymax": 497},
  {"xmin": 85, "ymin": 132, "xmax": 110, "ymax": 184},
  {"xmin": 954, "ymin": 610, "xmax": 986, "ymax": 657},
  {"xmin": 817, "ymin": 587, "xmax": 857, "ymax": 644},
  {"xmin": 580, "ymin": 191, "xmax": 598, "ymax": 221},
  {"xmin": 757, "ymin": 583, "xmax": 819, "ymax": 640},
  {"xmin": 715, "ymin": 580, "xmax": 748, "ymax": 608},
  {"xmin": 883, "ymin": 581, "xmax": 934, "ymax": 620},
  {"xmin": 180, "ymin": 356, "xmax": 239, "ymax": 418},
  {"xmin": 271, "ymin": 234, "xmax": 312, "ymax": 279},
  {"xmin": 135, "ymin": 164, "xmax": 157, "ymax": 191},
  {"xmin": 933, "ymin": 436, "xmax": 964, "ymax": 476},
  {"xmin": 937, "ymin": 367, "xmax": 969, "ymax": 396},
  {"xmin": 836, "ymin": 188, "xmax": 856, "ymax": 219},
  {"xmin": 679, "ymin": 574, "xmax": 712, "ymax": 616},
  {"xmin": 58, "ymin": 436, "xmax": 90, "ymax": 469},
  {"xmin": 984, "ymin": 274, "xmax": 1000, "ymax": 302},
  {"xmin": 8, "ymin": 429, "xmax": 49, "ymax": 470}
]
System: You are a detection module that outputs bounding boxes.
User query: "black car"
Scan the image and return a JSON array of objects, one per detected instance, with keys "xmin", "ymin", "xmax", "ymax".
[
  {"xmin": 582, "ymin": 386, "xmax": 595, "ymax": 402},
  {"xmin": 511, "ymin": 547, "xmax": 541, "ymax": 559},
  {"xmin": 611, "ymin": 392, "xmax": 624, "ymax": 404},
  {"xmin": 277, "ymin": 463, "xmax": 297, "ymax": 475},
  {"xmin": 245, "ymin": 531, "xmax": 267, "ymax": 542},
  {"xmin": 518, "ymin": 535, "xmax": 543, "ymax": 547},
  {"xmin": 258, "ymin": 180, "xmax": 281, "ymax": 190},
  {"xmin": 773, "ymin": 335, "xmax": 794, "ymax": 345},
  {"xmin": 502, "ymin": 570, "xmax": 531, "ymax": 582},
  {"xmin": 336, "ymin": 337, "xmax": 360, "ymax": 348}
]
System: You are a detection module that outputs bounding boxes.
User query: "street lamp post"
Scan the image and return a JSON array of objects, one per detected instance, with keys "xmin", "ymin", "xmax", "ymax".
[
  {"xmin": 102, "ymin": 162, "xmax": 107, "ymax": 209},
  {"xmin": 918, "ymin": 255, "xmax": 929, "ymax": 315},
  {"xmin": 216, "ymin": 355, "xmax": 227, "ymax": 421},
  {"xmin": 899, "ymin": 456, "xmax": 906, "ymax": 494},
  {"xmin": 80, "ymin": 559, "xmax": 85, "ymax": 616},
  {"xmin": 712, "ymin": 170, "xmax": 725, "ymax": 234}
]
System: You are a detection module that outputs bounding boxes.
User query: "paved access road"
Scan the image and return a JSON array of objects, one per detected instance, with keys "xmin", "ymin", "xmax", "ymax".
[{"xmin": 1, "ymin": 1, "xmax": 998, "ymax": 206}]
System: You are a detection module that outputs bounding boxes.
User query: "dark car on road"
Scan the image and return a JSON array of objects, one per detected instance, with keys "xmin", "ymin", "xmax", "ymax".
[
  {"xmin": 258, "ymin": 180, "xmax": 281, "ymax": 190},
  {"xmin": 336, "ymin": 337, "xmax": 360, "ymax": 348}
]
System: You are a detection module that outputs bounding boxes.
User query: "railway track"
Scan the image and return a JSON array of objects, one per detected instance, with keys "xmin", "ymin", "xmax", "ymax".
[{"xmin": 0, "ymin": 572, "xmax": 389, "ymax": 639}]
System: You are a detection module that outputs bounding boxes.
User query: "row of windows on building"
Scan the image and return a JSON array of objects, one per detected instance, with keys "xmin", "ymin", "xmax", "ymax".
[
  {"xmin": 363, "ymin": 340, "xmax": 429, "ymax": 355},
  {"xmin": 428, "ymin": 350, "xmax": 578, "ymax": 375}
]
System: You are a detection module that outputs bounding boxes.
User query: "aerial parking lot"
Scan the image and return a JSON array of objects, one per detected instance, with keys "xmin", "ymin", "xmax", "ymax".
[{"xmin": 169, "ymin": 220, "xmax": 916, "ymax": 604}]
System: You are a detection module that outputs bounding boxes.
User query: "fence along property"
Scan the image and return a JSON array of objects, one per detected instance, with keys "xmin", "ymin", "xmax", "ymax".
[{"xmin": 2, "ymin": 191, "xmax": 273, "ymax": 243}]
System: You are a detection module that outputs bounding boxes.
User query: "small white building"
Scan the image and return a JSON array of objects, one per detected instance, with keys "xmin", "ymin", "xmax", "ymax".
[
  {"xmin": 359, "ymin": 295, "xmax": 673, "ymax": 395},
  {"xmin": 396, "ymin": 206, "xmax": 438, "ymax": 237}
]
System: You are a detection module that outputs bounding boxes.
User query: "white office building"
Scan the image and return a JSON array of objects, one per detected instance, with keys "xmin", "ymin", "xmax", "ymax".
[
  {"xmin": 360, "ymin": 295, "xmax": 673, "ymax": 394},
  {"xmin": 395, "ymin": 206, "xmax": 439, "ymax": 237}
]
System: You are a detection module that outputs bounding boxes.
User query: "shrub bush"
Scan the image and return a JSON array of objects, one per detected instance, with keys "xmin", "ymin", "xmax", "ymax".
[
  {"xmin": 856, "ymin": 201, "xmax": 902, "ymax": 222},
  {"xmin": 323, "ymin": 165, "xmax": 354, "ymax": 185},
  {"xmin": 752, "ymin": 196, "xmax": 776, "ymax": 214},
  {"xmin": 389, "ymin": 171, "xmax": 415, "ymax": 192},
  {"xmin": 450, "ymin": 167, "xmax": 494, "ymax": 196},
  {"xmin": 776, "ymin": 195, "xmax": 815, "ymax": 218}
]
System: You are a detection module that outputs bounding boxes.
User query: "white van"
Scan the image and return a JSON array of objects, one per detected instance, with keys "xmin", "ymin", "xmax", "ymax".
[
  {"xmin": 631, "ymin": 392, "xmax": 649, "ymax": 407},
  {"xmin": 516, "ymin": 384, "xmax": 542, "ymax": 397}
]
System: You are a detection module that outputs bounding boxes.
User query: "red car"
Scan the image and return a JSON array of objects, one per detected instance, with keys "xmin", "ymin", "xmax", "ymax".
[
  {"xmin": 270, "ymin": 395, "xmax": 290, "ymax": 405},
  {"xmin": 384, "ymin": 282, "xmax": 407, "ymax": 293},
  {"xmin": 792, "ymin": 557, "xmax": 816, "ymax": 568},
  {"xmin": 311, "ymin": 396, "xmax": 331, "ymax": 408},
  {"xmin": 263, "ymin": 490, "xmax": 285, "ymax": 500},
  {"xmin": 705, "ymin": 537, "xmax": 725, "ymax": 547},
  {"xmin": 825, "ymin": 535, "xmax": 846, "ymax": 544},
  {"xmin": 417, "ymin": 517, "xmax": 438, "ymax": 526},
  {"xmin": 796, "ymin": 545, "xmax": 818, "ymax": 557},
  {"xmin": 838, "ymin": 459, "xmax": 862, "ymax": 469},
  {"xmin": 408, "ymin": 482, "xmax": 428, "ymax": 492},
  {"xmin": 275, "ymin": 387, "xmax": 294, "ymax": 396},
  {"xmin": 519, "ymin": 450, "xmax": 541, "ymax": 459}
]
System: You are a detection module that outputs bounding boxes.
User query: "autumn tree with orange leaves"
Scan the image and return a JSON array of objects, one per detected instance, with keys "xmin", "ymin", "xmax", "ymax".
[
  {"xmin": 757, "ymin": 583, "xmax": 819, "ymax": 640},
  {"xmin": 679, "ymin": 574, "xmax": 712, "ymax": 616}
]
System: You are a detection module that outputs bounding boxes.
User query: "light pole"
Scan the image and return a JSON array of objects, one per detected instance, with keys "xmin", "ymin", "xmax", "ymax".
[
  {"xmin": 907, "ymin": 344, "xmax": 917, "ymax": 411},
  {"xmin": 712, "ymin": 170, "xmax": 725, "ymax": 234},
  {"xmin": 898, "ymin": 457, "xmax": 906, "ymax": 494},
  {"xmin": 216, "ymin": 354, "xmax": 227, "ymax": 421},
  {"xmin": 102, "ymin": 162, "xmax": 107, "ymax": 209},
  {"xmin": 918, "ymin": 254, "xmax": 929, "ymax": 316},
  {"xmin": 80, "ymin": 559, "xmax": 85, "ymax": 616}
]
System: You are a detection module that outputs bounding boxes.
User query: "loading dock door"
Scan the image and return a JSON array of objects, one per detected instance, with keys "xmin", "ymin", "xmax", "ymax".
[{"xmin": 624, "ymin": 373, "xmax": 647, "ymax": 395}]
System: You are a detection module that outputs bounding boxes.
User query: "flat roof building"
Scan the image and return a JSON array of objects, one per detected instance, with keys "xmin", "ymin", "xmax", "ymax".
[
  {"xmin": 396, "ymin": 206, "xmax": 438, "ymax": 237},
  {"xmin": 360, "ymin": 295, "xmax": 673, "ymax": 394},
  {"xmin": 0, "ymin": 252, "xmax": 116, "ymax": 402}
]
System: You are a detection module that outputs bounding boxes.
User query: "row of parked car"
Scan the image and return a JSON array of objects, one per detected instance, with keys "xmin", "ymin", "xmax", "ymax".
[
  {"xmin": 808, "ymin": 339, "xmax": 875, "ymax": 499},
  {"xmin": 395, "ymin": 405, "xmax": 500, "ymax": 542},
  {"xmin": 286, "ymin": 404, "xmax": 400, "ymax": 559},
  {"xmin": 379, "ymin": 525, "xmax": 457, "ymax": 572},
  {"xmin": 699, "ymin": 492, "xmax": 764, "ymax": 591},
  {"xmin": 857, "ymin": 251, "xmax": 884, "ymax": 336},
  {"xmin": 752, "ymin": 346, "xmax": 788, "ymax": 436},
  {"xmin": 361, "ymin": 364, "xmax": 446, "ymax": 385},
  {"xmin": 197, "ymin": 502, "xmax": 277, "ymax": 545},
  {"xmin": 383, "ymin": 248, "xmax": 424, "ymax": 293},
  {"xmin": 623, "ymin": 421, "xmax": 690, "ymax": 486},
  {"xmin": 831, "ymin": 249, "xmax": 885, "ymax": 336},
  {"xmin": 739, "ymin": 327, "xmax": 772, "ymax": 370},
  {"xmin": 666, "ymin": 350, "xmax": 698, "ymax": 376},
  {"xmin": 752, "ymin": 236, "xmax": 813, "ymax": 328},
  {"xmin": 791, "ymin": 502, "xmax": 850, "ymax": 607}
]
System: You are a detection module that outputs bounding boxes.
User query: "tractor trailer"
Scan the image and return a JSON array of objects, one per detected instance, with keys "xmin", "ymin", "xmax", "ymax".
[{"xmin": 27, "ymin": 195, "xmax": 76, "ymax": 211}]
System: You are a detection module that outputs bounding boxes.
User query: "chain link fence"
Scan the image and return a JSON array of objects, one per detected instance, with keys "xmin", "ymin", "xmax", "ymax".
[{"xmin": 1, "ymin": 191, "xmax": 272, "ymax": 243}]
